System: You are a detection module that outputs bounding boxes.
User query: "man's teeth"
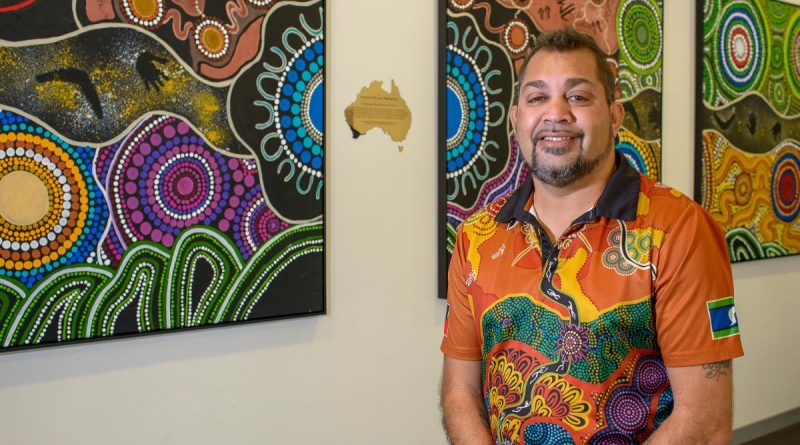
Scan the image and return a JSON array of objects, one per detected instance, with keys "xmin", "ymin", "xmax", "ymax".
[{"xmin": 542, "ymin": 136, "xmax": 573, "ymax": 141}]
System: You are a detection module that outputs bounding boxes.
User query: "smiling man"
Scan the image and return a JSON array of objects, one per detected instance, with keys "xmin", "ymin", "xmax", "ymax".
[{"xmin": 440, "ymin": 29, "xmax": 743, "ymax": 444}]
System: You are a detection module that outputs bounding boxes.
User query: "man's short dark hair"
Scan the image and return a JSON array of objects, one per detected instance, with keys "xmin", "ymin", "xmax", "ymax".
[{"xmin": 514, "ymin": 28, "xmax": 616, "ymax": 104}]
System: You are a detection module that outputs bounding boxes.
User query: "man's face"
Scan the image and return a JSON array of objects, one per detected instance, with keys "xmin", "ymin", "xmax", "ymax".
[{"xmin": 510, "ymin": 48, "xmax": 623, "ymax": 188}]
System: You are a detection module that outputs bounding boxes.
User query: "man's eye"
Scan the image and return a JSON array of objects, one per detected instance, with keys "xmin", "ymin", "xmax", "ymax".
[
  {"xmin": 527, "ymin": 96, "xmax": 545, "ymax": 103},
  {"xmin": 568, "ymin": 95, "xmax": 587, "ymax": 102}
]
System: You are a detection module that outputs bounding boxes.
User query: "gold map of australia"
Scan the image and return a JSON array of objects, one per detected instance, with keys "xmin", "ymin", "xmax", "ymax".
[{"xmin": 344, "ymin": 80, "xmax": 412, "ymax": 145}]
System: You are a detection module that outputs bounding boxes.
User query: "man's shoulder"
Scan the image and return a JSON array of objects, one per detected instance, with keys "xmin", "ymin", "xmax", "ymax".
[
  {"xmin": 467, "ymin": 191, "xmax": 515, "ymax": 223},
  {"xmin": 458, "ymin": 190, "xmax": 519, "ymax": 237},
  {"xmin": 635, "ymin": 174, "xmax": 714, "ymax": 228}
]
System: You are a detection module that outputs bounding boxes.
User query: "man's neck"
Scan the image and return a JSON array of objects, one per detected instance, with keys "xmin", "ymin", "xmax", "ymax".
[{"xmin": 531, "ymin": 159, "xmax": 615, "ymax": 242}]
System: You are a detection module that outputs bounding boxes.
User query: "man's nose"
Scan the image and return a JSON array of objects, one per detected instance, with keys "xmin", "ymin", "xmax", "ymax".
[{"xmin": 544, "ymin": 97, "xmax": 573, "ymax": 124}]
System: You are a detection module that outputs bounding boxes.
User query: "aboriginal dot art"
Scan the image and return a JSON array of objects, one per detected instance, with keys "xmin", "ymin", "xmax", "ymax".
[
  {"xmin": 697, "ymin": 0, "xmax": 800, "ymax": 262},
  {"xmin": 440, "ymin": 0, "xmax": 664, "ymax": 297},
  {"xmin": 0, "ymin": 0, "xmax": 325, "ymax": 350}
]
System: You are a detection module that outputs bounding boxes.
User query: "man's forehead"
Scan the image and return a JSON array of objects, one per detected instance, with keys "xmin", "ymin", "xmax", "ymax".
[{"xmin": 518, "ymin": 49, "xmax": 601, "ymax": 87}]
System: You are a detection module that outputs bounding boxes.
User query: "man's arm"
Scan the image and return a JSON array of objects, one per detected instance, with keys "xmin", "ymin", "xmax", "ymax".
[
  {"xmin": 645, "ymin": 360, "xmax": 733, "ymax": 444},
  {"xmin": 440, "ymin": 357, "xmax": 493, "ymax": 445}
]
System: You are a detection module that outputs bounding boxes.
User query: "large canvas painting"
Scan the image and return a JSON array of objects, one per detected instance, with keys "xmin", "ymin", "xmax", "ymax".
[
  {"xmin": 0, "ymin": 0, "xmax": 325, "ymax": 351},
  {"xmin": 439, "ymin": 0, "xmax": 664, "ymax": 297},
  {"xmin": 696, "ymin": 0, "xmax": 800, "ymax": 262}
]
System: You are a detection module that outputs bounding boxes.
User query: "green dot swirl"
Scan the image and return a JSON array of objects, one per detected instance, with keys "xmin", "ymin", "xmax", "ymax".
[{"xmin": 617, "ymin": 0, "xmax": 662, "ymax": 76}]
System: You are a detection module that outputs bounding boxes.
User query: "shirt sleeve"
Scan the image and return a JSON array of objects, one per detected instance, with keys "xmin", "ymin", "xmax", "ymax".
[
  {"xmin": 653, "ymin": 202, "xmax": 744, "ymax": 367},
  {"xmin": 440, "ymin": 224, "xmax": 482, "ymax": 360}
]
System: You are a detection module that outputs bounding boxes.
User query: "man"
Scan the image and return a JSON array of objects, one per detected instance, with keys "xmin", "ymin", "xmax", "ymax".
[{"xmin": 440, "ymin": 29, "xmax": 743, "ymax": 444}]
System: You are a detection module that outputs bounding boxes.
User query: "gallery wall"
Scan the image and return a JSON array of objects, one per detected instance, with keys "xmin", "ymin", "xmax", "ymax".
[{"xmin": 0, "ymin": 1, "xmax": 797, "ymax": 444}]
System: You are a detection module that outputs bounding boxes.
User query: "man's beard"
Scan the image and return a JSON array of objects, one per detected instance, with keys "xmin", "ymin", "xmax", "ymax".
[{"xmin": 527, "ymin": 131, "xmax": 613, "ymax": 187}]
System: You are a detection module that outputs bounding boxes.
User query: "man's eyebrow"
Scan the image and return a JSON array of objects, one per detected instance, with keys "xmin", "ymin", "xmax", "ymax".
[
  {"xmin": 565, "ymin": 77, "xmax": 591, "ymax": 89},
  {"xmin": 521, "ymin": 78, "xmax": 592, "ymax": 90},
  {"xmin": 521, "ymin": 80, "xmax": 547, "ymax": 90}
]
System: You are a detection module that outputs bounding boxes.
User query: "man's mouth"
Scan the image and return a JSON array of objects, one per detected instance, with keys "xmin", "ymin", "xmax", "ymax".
[
  {"xmin": 539, "ymin": 135, "xmax": 577, "ymax": 142},
  {"xmin": 532, "ymin": 130, "xmax": 583, "ymax": 156},
  {"xmin": 535, "ymin": 130, "xmax": 582, "ymax": 145}
]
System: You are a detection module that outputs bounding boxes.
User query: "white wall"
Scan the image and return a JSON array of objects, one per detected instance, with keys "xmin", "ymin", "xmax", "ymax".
[{"xmin": 0, "ymin": 1, "xmax": 797, "ymax": 444}]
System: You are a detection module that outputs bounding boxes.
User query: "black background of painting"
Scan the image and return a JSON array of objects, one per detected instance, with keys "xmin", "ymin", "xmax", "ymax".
[
  {"xmin": 229, "ymin": 1, "xmax": 325, "ymax": 222},
  {"xmin": 0, "ymin": 1, "xmax": 77, "ymax": 41}
]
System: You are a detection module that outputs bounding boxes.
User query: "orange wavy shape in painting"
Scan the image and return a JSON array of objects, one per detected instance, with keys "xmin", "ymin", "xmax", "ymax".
[
  {"xmin": 225, "ymin": 0, "xmax": 251, "ymax": 34},
  {"xmin": 711, "ymin": 141, "xmax": 771, "ymax": 228},
  {"xmin": 163, "ymin": 8, "xmax": 194, "ymax": 40},
  {"xmin": 705, "ymin": 132, "xmax": 800, "ymax": 252},
  {"xmin": 497, "ymin": 0, "xmax": 620, "ymax": 54},
  {"xmin": 470, "ymin": 2, "xmax": 507, "ymax": 35},
  {"xmin": 199, "ymin": 16, "xmax": 263, "ymax": 80},
  {"xmin": 172, "ymin": 0, "xmax": 202, "ymax": 16},
  {"xmin": 84, "ymin": 0, "xmax": 115, "ymax": 21}
]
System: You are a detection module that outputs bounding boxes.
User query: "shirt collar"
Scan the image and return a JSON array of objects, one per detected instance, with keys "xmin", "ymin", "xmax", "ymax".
[{"xmin": 495, "ymin": 151, "xmax": 641, "ymax": 224}]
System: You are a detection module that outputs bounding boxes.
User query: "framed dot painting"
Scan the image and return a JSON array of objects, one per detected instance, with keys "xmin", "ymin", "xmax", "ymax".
[
  {"xmin": 696, "ymin": 0, "xmax": 800, "ymax": 262},
  {"xmin": 0, "ymin": 0, "xmax": 325, "ymax": 351},
  {"xmin": 439, "ymin": 0, "xmax": 664, "ymax": 298}
]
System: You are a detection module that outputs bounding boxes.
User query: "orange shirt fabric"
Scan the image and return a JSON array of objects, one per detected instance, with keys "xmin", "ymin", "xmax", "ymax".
[{"xmin": 441, "ymin": 155, "xmax": 743, "ymax": 444}]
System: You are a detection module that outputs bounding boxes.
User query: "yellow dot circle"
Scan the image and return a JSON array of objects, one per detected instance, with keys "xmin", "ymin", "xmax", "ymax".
[
  {"xmin": 202, "ymin": 27, "xmax": 225, "ymax": 52},
  {"xmin": 132, "ymin": 0, "xmax": 159, "ymax": 19},
  {"xmin": 0, "ymin": 170, "xmax": 50, "ymax": 226}
]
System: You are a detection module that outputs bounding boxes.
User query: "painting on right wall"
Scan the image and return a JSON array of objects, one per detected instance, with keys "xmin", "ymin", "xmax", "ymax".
[{"xmin": 697, "ymin": 0, "xmax": 800, "ymax": 262}]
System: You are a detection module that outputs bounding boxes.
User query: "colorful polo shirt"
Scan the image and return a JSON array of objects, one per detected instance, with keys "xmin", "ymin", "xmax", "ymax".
[{"xmin": 441, "ymin": 155, "xmax": 744, "ymax": 444}]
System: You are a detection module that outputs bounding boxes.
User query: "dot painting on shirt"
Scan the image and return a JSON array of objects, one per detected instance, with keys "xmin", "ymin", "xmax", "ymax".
[{"xmin": 442, "ymin": 163, "xmax": 743, "ymax": 442}]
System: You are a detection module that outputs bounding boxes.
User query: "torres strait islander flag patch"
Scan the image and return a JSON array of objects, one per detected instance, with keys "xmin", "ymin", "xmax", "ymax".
[{"xmin": 707, "ymin": 297, "xmax": 740, "ymax": 340}]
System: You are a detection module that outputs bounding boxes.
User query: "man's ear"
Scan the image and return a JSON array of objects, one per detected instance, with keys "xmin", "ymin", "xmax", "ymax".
[{"xmin": 610, "ymin": 101, "xmax": 624, "ymax": 134}]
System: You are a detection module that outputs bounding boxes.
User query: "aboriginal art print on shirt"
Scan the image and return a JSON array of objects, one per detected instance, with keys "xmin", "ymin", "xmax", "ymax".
[
  {"xmin": 440, "ymin": 0, "xmax": 664, "ymax": 298},
  {"xmin": 696, "ymin": 0, "xmax": 800, "ymax": 262},
  {"xmin": 0, "ymin": 0, "xmax": 325, "ymax": 351},
  {"xmin": 442, "ymin": 168, "xmax": 743, "ymax": 442}
]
